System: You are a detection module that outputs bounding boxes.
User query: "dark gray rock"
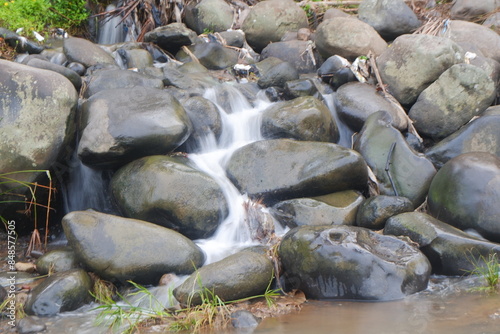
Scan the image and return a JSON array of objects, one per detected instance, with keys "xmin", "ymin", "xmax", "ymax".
[
  {"xmin": 279, "ymin": 225, "xmax": 431, "ymax": 300},
  {"xmin": 25, "ymin": 58, "xmax": 82, "ymax": 90},
  {"xmin": 219, "ymin": 30, "xmax": 245, "ymax": 48},
  {"xmin": 257, "ymin": 61, "xmax": 299, "ymax": 89},
  {"xmin": 334, "ymin": 82, "xmax": 408, "ymax": 132},
  {"xmin": 35, "ymin": 247, "xmax": 79, "ymax": 275},
  {"xmin": 0, "ymin": 28, "xmax": 44, "ymax": 54},
  {"xmin": 63, "ymin": 37, "xmax": 116, "ymax": 68},
  {"xmin": 173, "ymin": 250, "xmax": 273, "ymax": 305},
  {"xmin": 261, "ymin": 40, "xmax": 320, "ymax": 74},
  {"xmin": 317, "ymin": 55, "xmax": 356, "ymax": 90},
  {"xmin": 376, "ymin": 34, "xmax": 463, "ymax": 105},
  {"xmin": 231, "ymin": 310, "xmax": 261, "ymax": 328},
  {"xmin": 144, "ymin": 23, "xmax": 198, "ymax": 55},
  {"xmin": 284, "ymin": 78, "xmax": 319, "ymax": 99},
  {"xmin": 83, "ymin": 69, "xmax": 164, "ymax": 98},
  {"xmin": 315, "ymin": 17, "xmax": 387, "ymax": 61},
  {"xmin": 24, "ymin": 269, "xmax": 92, "ymax": 316},
  {"xmin": 242, "ymin": 0, "xmax": 309, "ymax": 52},
  {"xmin": 111, "ymin": 155, "xmax": 228, "ymax": 239},
  {"xmin": 261, "ymin": 96, "xmax": 339, "ymax": 142},
  {"xmin": 225, "ymin": 139, "xmax": 368, "ymax": 204},
  {"xmin": 17, "ymin": 316, "xmax": 47, "ymax": 334},
  {"xmin": 408, "ymin": 64, "xmax": 495, "ymax": 140},
  {"xmin": 427, "ymin": 152, "xmax": 500, "ymax": 242},
  {"xmin": 0, "ymin": 285, "xmax": 6, "ymax": 303},
  {"xmin": 184, "ymin": 0, "xmax": 234, "ymax": 34},
  {"xmin": 358, "ymin": 0, "xmax": 421, "ymax": 41},
  {"xmin": 182, "ymin": 96, "xmax": 223, "ymax": 150},
  {"xmin": 425, "ymin": 114, "xmax": 500, "ymax": 169},
  {"xmin": 162, "ymin": 62, "xmax": 215, "ymax": 93},
  {"xmin": 176, "ymin": 42, "xmax": 240, "ymax": 70},
  {"xmin": 356, "ymin": 195, "xmax": 414, "ymax": 230},
  {"xmin": 120, "ymin": 48, "xmax": 153, "ymax": 69},
  {"xmin": 67, "ymin": 62, "xmax": 86, "ymax": 76},
  {"xmin": 450, "ymin": 0, "xmax": 500, "ymax": 21},
  {"xmin": 384, "ymin": 212, "xmax": 500, "ymax": 275},
  {"xmin": 63, "ymin": 211, "xmax": 205, "ymax": 283},
  {"xmin": 353, "ymin": 111, "xmax": 436, "ymax": 206},
  {"xmin": 272, "ymin": 190, "xmax": 364, "ymax": 228}
]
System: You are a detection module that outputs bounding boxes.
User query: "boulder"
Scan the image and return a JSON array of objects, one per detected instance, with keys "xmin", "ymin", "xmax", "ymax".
[
  {"xmin": 0, "ymin": 28, "xmax": 44, "ymax": 54},
  {"xmin": 242, "ymin": 0, "xmax": 309, "ymax": 52},
  {"xmin": 272, "ymin": 190, "xmax": 364, "ymax": 228},
  {"xmin": 111, "ymin": 155, "xmax": 228, "ymax": 239},
  {"xmin": 62, "ymin": 211, "xmax": 205, "ymax": 283},
  {"xmin": 184, "ymin": 0, "xmax": 234, "ymax": 34},
  {"xmin": 376, "ymin": 34, "xmax": 463, "ymax": 105},
  {"xmin": 25, "ymin": 58, "xmax": 82, "ymax": 90},
  {"xmin": 353, "ymin": 111, "xmax": 436, "ymax": 206},
  {"xmin": 384, "ymin": 212, "xmax": 500, "ymax": 275},
  {"xmin": 144, "ymin": 23, "xmax": 198, "ymax": 55},
  {"xmin": 284, "ymin": 79, "xmax": 319, "ymax": 99},
  {"xmin": 78, "ymin": 87, "xmax": 191, "ymax": 169},
  {"xmin": 425, "ymin": 113, "xmax": 500, "ymax": 169},
  {"xmin": 35, "ymin": 248, "xmax": 79, "ymax": 275},
  {"xmin": 63, "ymin": 37, "xmax": 116, "ymax": 68},
  {"xmin": 261, "ymin": 40, "xmax": 320, "ymax": 74},
  {"xmin": 408, "ymin": 64, "xmax": 495, "ymax": 139},
  {"xmin": 427, "ymin": 152, "xmax": 500, "ymax": 242},
  {"xmin": 225, "ymin": 139, "xmax": 368, "ymax": 204},
  {"xmin": 257, "ymin": 61, "xmax": 299, "ymax": 89},
  {"xmin": 334, "ymin": 82, "xmax": 408, "ymax": 132},
  {"xmin": 173, "ymin": 250, "xmax": 274, "ymax": 305},
  {"xmin": 120, "ymin": 48, "xmax": 153, "ymax": 69},
  {"xmin": 356, "ymin": 195, "xmax": 414, "ymax": 230},
  {"xmin": 24, "ymin": 269, "xmax": 92, "ymax": 316},
  {"xmin": 162, "ymin": 62, "xmax": 214, "ymax": 93},
  {"xmin": 317, "ymin": 55, "xmax": 357, "ymax": 90},
  {"xmin": 358, "ymin": 0, "xmax": 421, "ymax": 41},
  {"xmin": 176, "ymin": 42, "xmax": 240, "ymax": 70},
  {"xmin": 315, "ymin": 17, "xmax": 387, "ymax": 61},
  {"xmin": 261, "ymin": 96, "xmax": 339, "ymax": 142},
  {"xmin": 83, "ymin": 69, "xmax": 164, "ymax": 98},
  {"xmin": 279, "ymin": 225, "xmax": 431, "ymax": 300},
  {"xmin": 450, "ymin": 0, "xmax": 500, "ymax": 21}
]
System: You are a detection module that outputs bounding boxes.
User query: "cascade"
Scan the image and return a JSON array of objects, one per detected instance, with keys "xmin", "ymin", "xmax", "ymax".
[{"xmin": 97, "ymin": 3, "xmax": 126, "ymax": 45}]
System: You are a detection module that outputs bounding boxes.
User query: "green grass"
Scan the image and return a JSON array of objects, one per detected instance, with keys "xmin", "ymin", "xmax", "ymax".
[{"xmin": 467, "ymin": 252, "xmax": 500, "ymax": 293}]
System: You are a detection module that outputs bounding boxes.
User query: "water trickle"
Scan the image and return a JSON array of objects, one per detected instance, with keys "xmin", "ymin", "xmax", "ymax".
[{"xmin": 97, "ymin": 4, "xmax": 125, "ymax": 45}]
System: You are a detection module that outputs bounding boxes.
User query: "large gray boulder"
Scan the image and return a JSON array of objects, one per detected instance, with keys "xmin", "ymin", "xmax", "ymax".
[
  {"xmin": 225, "ymin": 139, "xmax": 368, "ymax": 203},
  {"xmin": 334, "ymin": 82, "xmax": 408, "ymax": 132},
  {"xmin": 257, "ymin": 61, "xmax": 299, "ymax": 89},
  {"xmin": 63, "ymin": 211, "xmax": 205, "ymax": 284},
  {"xmin": 176, "ymin": 42, "xmax": 240, "ymax": 70},
  {"xmin": 144, "ymin": 23, "xmax": 198, "ymax": 55},
  {"xmin": 78, "ymin": 87, "xmax": 192, "ymax": 169},
  {"xmin": 63, "ymin": 37, "xmax": 116, "ymax": 68},
  {"xmin": 25, "ymin": 58, "xmax": 82, "ymax": 90},
  {"xmin": 25, "ymin": 269, "xmax": 92, "ymax": 316},
  {"xmin": 385, "ymin": 212, "xmax": 500, "ymax": 276},
  {"xmin": 35, "ymin": 248, "xmax": 79, "ymax": 275},
  {"xmin": 315, "ymin": 17, "xmax": 387, "ymax": 61},
  {"xmin": 279, "ymin": 225, "xmax": 431, "ymax": 300},
  {"xmin": 408, "ymin": 64, "xmax": 496, "ymax": 140},
  {"xmin": 450, "ymin": 0, "xmax": 500, "ymax": 21},
  {"xmin": 184, "ymin": 0, "xmax": 234, "ymax": 34},
  {"xmin": 261, "ymin": 96, "xmax": 339, "ymax": 142},
  {"xmin": 426, "ymin": 113, "xmax": 500, "ymax": 169},
  {"xmin": 376, "ymin": 34, "xmax": 463, "ymax": 105},
  {"xmin": 261, "ymin": 40, "xmax": 320, "ymax": 74},
  {"xmin": 174, "ymin": 250, "xmax": 274, "ymax": 305},
  {"xmin": 111, "ymin": 155, "xmax": 228, "ymax": 239},
  {"xmin": 356, "ymin": 195, "xmax": 414, "ymax": 230},
  {"xmin": 427, "ymin": 152, "xmax": 500, "ymax": 243},
  {"xmin": 358, "ymin": 0, "xmax": 421, "ymax": 41},
  {"xmin": 242, "ymin": 0, "xmax": 309, "ymax": 52},
  {"xmin": 353, "ymin": 111, "xmax": 436, "ymax": 206}
]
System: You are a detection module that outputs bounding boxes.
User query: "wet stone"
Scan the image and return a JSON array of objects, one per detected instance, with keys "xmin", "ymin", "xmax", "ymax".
[
  {"xmin": 356, "ymin": 195, "xmax": 414, "ymax": 230},
  {"xmin": 17, "ymin": 316, "xmax": 47, "ymax": 334}
]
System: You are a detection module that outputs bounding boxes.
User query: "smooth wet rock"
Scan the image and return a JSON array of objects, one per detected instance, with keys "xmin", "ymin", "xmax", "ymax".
[
  {"xmin": 111, "ymin": 155, "xmax": 228, "ymax": 239},
  {"xmin": 17, "ymin": 316, "xmax": 47, "ymax": 334},
  {"xmin": 0, "ymin": 28, "xmax": 44, "ymax": 54},
  {"xmin": 120, "ymin": 48, "xmax": 153, "ymax": 69},
  {"xmin": 284, "ymin": 79, "xmax": 319, "ymax": 99},
  {"xmin": 257, "ymin": 61, "xmax": 299, "ymax": 89},
  {"xmin": 317, "ymin": 55, "xmax": 356, "ymax": 90},
  {"xmin": 384, "ymin": 212, "xmax": 500, "ymax": 275},
  {"xmin": 353, "ymin": 111, "xmax": 436, "ymax": 205},
  {"xmin": 261, "ymin": 40, "xmax": 320, "ymax": 74},
  {"xmin": 182, "ymin": 96, "xmax": 223, "ymax": 150},
  {"xmin": 231, "ymin": 310, "xmax": 261, "ymax": 328},
  {"xmin": 63, "ymin": 211, "xmax": 205, "ymax": 283},
  {"xmin": 25, "ymin": 58, "xmax": 82, "ymax": 90},
  {"xmin": 272, "ymin": 190, "xmax": 364, "ymax": 228},
  {"xmin": 450, "ymin": 0, "xmax": 500, "ymax": 20},
  {"xmin": 408, "ymin": 63, "xmax": 495, "ymax": 139},
  {"xmin": 261, "ymin": 96, "xmax": 338, "ymax": 142},
  {"xmin": 63, "ymin": 37, "xmax": 116, "ymax": 68},
  {"xmin": 83, "ymin": 69, "xmax": 164, "ymax": 98},
  {"xmin": 184, "ymin": 0, "xmax": 234, "ymax": 34},
  {"xmin": 78, "ymin": 87, "xmax": 191, "ymax": 169},
  {"xmin": 176, "ymin": 42, "xmax": 240, "ymax": 70},
  {"xmin": 356, "ymin": 195, "xmax": 414, "ymax": 230},
  {"xmin": 242, "ymin": 0, "xmax": 309, "ymax": 52},
  {"xmin": 376, "ymin": 34, "xmax": 463, "ymax": 105},
  {"xmin": 144, "ymin": 23, "xmax": 198, "ymax": 55},
  {"xmin": 358, "ymin": 0, "xmax": 421, "ymax": 41},
  {"xmin": 173, "ymin": 250, "xmax": 274, "ymax": 305},
  {"xmin": 35, "ymin": 248, "xmax": 79, "ymax": 275},
  {"xmin": 425, "ymin": 113, "xmax": 500, "ymax": 169},
  {"xmin": 315, "ymin": 17, "xmax": 387, "ymax": 61},
  {"xmin": 226, "ymin": 139, "xmax": 368, "ymax": 204},
  {"xmin": 427, "ymin": 152, "xmax": 500, "ymax": 242},
  {"xmin": 334, "ymin": 82, "xmax": 408, "ymax": 132},
  {"xmin": 24, "ymin": 269, "xmax": 92, "ymax": 316},
  {"xmin": 279, "ymin": 225, "xmax": 431, "ymax": 300},
  {"xmin": 162, "ymin": 62, "xmax": 214, "ymax": 93}
]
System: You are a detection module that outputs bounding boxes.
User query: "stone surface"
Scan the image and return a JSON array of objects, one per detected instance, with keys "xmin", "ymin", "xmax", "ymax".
[
  {"xmin": 261, "ymin": 40, "xmax": 320, "ymax": 74},
  {"xmin": 144, "ymin": 23, "xmax": 198, "ymax": 55},
  {"xmin": 63, "ymin": 211, "xmax": 205, "ymax": 283},
  {"xmin": 176, "ymin": 42, "xmax": 240, "ymax": 70},
  {"xmin": 356, "ymin": 195, "xmax": 414, "ymax": 230},
  {"xmin": 184, "ymin": 0, "xmax": 234, "ymax": 34},
  {"xmin": 111, "ymin": 155, "xmax": 228, "ymax": 239},
  {"xmin": 427, "ymin": 152, "xmax": 500, "ymax": 242},
  {"xmin": 226, "ymin": 139, "xmax": 368, "ymax": 204},
  {"xmin": 279, "ymin": 225, "xmax": 431, "ymax": 300},
  {"xmin": 257, "ymin": 61, "xmax": 300, "ymax": 89},
  {"xmin": 63, "ymin": 37, "xmax": 116, "ymax": 68},
  {"xmin": 450, "ymin": 0, "xmax": 500, "ymax": 21},
  {"xmin": 35, "ymin": 247, "xmax": 79, "ymax": 275}
]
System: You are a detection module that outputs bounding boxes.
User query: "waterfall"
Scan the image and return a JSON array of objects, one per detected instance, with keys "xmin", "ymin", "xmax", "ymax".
[
  {"xmin": 189, "ymin": 84, "xmax": 285, "ymax": 264},
  {"xmin": 97, "ymin": 4, "xmax": 125, "ymax": 45}
]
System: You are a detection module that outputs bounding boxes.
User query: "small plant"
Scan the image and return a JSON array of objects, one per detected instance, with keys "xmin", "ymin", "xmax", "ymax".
[{"xmin": 467, "ymin": 252, "xmax": 500, "ymax": 293}]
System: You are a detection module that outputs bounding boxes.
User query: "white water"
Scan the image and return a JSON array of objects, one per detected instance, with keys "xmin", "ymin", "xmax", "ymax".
[{"xmin": 97, "ymin": 4, "xmax": 125, "ymax": 45}]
